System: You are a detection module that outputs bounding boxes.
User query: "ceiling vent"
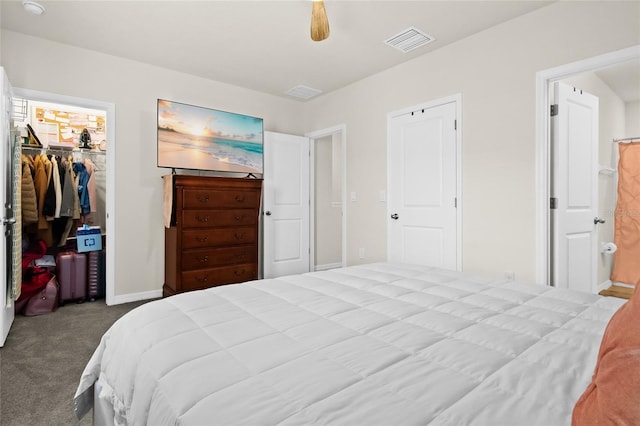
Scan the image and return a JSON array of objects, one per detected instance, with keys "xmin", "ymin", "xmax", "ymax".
[
  {"xmin": 384, "ymin": 26, "xmax": 435, "ymax": 53},
  {"xmin": 285, "ymin": 85, "xmax": 322, "ymax": 100}
]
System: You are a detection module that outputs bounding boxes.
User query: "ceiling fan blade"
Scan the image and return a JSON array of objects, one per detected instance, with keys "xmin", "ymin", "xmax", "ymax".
[{"xmin": 311, "ymin": 0, "xmax": 330, "ymax": 42}]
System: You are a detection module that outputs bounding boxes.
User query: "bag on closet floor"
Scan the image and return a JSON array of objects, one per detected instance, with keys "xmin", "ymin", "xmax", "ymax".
[{"xmin": 24, "ymin": 275, "xmax": 59, "ymax": 316}]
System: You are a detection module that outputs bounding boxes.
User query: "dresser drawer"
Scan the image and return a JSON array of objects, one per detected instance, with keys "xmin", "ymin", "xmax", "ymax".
[
  {"xmin": 181, "ymin": 246, "xmax": 257, "ymax": 271},
  {"xmin": 181, "ymin": 264, "xmax": 258, "ymax": 291},
  {"xmin": 182, "ymin": 227, "xmax": 256, "ymax": 249},
  {"xmin": 182, "ymin": 209, "xmax": 257, "ymax": 228},
  {"xmin": 182, "ymin": 189, "xmax": 261, "ymax": 210}
]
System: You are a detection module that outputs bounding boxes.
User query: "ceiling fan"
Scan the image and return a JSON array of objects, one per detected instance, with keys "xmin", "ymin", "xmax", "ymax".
[{"xmin": 310, "ymin": 0, "xmax": 330, "ymax": 42}]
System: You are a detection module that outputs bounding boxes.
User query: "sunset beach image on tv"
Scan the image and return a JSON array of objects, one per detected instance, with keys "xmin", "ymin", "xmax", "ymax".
[{"xmin": 157, "ymin": 99, "xmax": 263, "ymax": 174}]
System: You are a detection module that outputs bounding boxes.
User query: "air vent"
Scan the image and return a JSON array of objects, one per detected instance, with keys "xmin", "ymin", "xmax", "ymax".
[
  {"xmin": 285, "ymin": 85, "xmax": 322, "ymax": 100},
  {"xmin": 384, "ymin": 26, "xmax": 435, "ymax": 53}
]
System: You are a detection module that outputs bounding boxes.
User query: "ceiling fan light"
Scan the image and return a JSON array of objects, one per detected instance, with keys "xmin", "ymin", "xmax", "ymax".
[{"xmin": 311, "ymin": 0, "xmax": 330, "ymax": 42}]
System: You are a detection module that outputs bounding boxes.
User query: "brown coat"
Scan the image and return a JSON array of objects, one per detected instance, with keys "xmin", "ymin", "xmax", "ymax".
[
  {"xmin": 33, "ymin": 155, "xmax": 52, "ymax": 246},
  {"xmin": 21, "ymin": 155, "xmax": 38, "ymax": 225}
]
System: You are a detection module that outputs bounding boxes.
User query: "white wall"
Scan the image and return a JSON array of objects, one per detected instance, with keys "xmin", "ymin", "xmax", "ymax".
[
  {"xmin": 1, "ymin": 30, "xmax": 305, "ymax": 299},
  {"xmin": 304, "ymin": 1, "xmax": 640, "ymax": 282},
  {"xmin": 627, "ymin": 101, "xmax": 640, "ymax": 137}
]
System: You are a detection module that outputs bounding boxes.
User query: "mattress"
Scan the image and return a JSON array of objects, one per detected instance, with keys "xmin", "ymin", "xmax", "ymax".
[{"xmin": 74, "ymin": 263, "xmax": 624, "ymax": 425}]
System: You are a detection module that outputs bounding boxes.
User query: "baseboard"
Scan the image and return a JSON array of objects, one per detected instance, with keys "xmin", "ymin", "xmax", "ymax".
[
  {"xmin": 611, "ymin": 281, "xmax": 635, "ymax": 289},
  {"xmin": 109, "ymin": 289, "xmax": 162, "ymax": 306},
  {"xmin": 598, "ymin": 280, "xmax": 612, "ymax": 292},
  {"xmin": 315, "ymin": 262, "xmax": 342, "ymax": 272}
]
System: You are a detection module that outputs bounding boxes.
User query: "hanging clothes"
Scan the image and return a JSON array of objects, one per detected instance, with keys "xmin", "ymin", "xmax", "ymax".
[
  {"xmin": 59, "ymin": 156, "xmax": 75, "ymax": 218},
  {"xmin": 34, "ymin": 154, "xmax": 53, "ymax": 247},
  {"xmin": 73, "ymin": 161, "xmax": 91, "ymax": 216},
  {"xmin": 84, "ymin": 158, "xmax": 97, "ymax": 213},
  {"xmin": 21, "ymin": 155, "xmax": 38, "ymax": 225},
  {"xmin": 43, "ymin": 155, "xmax": 57, "ymax": 220},
  {"xmin": 51, "ymin": 155, "xmax": 62, "ymax": 218},
  {"xmin": 33, "ymin": 154, "xmax": 49, "ymax": 230},
  {"xmin": 610, "ymin": 142, "xmax": 640, "ymax": 287}
]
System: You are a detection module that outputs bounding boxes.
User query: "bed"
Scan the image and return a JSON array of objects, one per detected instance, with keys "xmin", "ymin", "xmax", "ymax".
[{"xmin": 73, "ymin": 262, "xmax": 629, "ymax": 425}]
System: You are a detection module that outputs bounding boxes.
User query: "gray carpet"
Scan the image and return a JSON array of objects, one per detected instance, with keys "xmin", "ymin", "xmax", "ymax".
[{"xmin": 0, "ymin": 298, "xmax": 150, "ymax": 425}]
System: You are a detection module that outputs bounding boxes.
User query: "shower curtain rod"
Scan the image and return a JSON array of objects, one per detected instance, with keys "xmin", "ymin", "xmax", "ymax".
[{"xmin": 613, "ymin": 137, "xmax": 640, "ymax": 143}]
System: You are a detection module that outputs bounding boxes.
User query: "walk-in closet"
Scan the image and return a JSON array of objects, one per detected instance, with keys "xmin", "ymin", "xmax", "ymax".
[{"xmin": 14, "ymin": 96, "xmax": 108, "ymax": 313}]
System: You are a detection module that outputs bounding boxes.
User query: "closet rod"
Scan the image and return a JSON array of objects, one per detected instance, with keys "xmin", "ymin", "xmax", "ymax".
[
  {"xmin": 21, "ymin": 146, "xmax": 106, "ymax": 156},
  {"xmin": 613, "ymin": 137, "xmax": 640, "ymax": 143}
]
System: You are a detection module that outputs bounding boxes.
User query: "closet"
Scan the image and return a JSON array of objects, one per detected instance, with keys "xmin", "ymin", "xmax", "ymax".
[{"xmin": 16, "ymin": 98, "xmax": 108, "ymax": 308}]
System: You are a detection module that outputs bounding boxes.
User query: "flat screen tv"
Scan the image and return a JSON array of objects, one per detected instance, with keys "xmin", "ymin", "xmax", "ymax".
[{"xmin": 157, "ymin": 99, "xmax": 263, "ymax": 174}]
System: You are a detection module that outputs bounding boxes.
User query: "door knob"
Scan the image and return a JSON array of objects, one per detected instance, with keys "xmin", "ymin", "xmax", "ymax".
[
  {"xmin": 594, "ymin": 217, "xmax": 605, "ymax": 224},
  {"xmin": 265, "ymin": 211, "xmax": 272, "ymax": 216},
  {"xmin": 390, "ymin": 213, "xmax": 399, "ymax": 220}
]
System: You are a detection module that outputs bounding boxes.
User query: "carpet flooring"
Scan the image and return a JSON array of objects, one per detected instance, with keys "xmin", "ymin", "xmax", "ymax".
[{"xmin": 0, "ymin": 298, "xmax": 149, "ymax": 425}]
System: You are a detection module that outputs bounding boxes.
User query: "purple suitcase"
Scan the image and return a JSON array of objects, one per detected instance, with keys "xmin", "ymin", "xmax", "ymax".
[
  {"xmin": 57, "ymin": 251, "xmax": 87, "ymax": 304},
  {"xmin": 87, "ymin": 250, "xmax": 106, "ymax": 301}
]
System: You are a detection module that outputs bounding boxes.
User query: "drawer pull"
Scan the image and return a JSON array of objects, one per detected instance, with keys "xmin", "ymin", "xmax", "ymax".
[
  {"xmin": 196, "ymin": 235, "xmax": 209, "ymax": 243},
  {"xmin": 197, "ymin": 195, "xmax": 210, "ymax": 203},
  {"xmin": 197, "ymin": 256, "xmax": 209, "ymax": 263},
  {"xmin": 234, "ymin": 215, "xmax": 245, "ymax": 221},
  {"xmin": 234, "ymin": 269, "xmax": 245, "ymax": 276},
  {"xmin": 196, "ymin": 275, "xmax": 209, "ymax": 283},
  {"xmin": 235, "ymin": 195, "xmax": 245, "ymax": 202},
  {"xmin": 236, "ymin": 253, "xmax": 247, "ymax": 260},
  {"xmin": 234, "ymin": 233, "xmax": 246, "ymax": 240},
  {"xmin": 196, "ymin": 215, "xmax": 209, "ymax": 223}
]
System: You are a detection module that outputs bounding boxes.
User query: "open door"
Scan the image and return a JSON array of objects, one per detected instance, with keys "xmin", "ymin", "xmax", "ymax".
[
  {"xmin": 550, "ymin": 82, "xmax": 599, "ymax": 292},
  {"xmin": 1, "ymin": 68, "xmax": 20, "ymax": 347},
  {"xmin": 263, "ymin": 131, "xmax": 310, "ymax": 278}
]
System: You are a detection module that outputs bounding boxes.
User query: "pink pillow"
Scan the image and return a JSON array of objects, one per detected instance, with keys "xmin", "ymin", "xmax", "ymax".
[{"xmin": 572, "ymin": 287, "xmax": 640, "ymax": 425}]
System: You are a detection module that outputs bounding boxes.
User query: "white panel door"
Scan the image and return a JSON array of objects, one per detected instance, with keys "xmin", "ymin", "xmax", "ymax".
[
  {"xmin": 263, "ymin": 131, "xmax": 310, "ymax": 278},
  {"xmin": 0, "ymin": 68, "xmax": 16, "ymax": 347},
  {"xmin": 388, "ymin": 100, "xmax": 457, "ymax": 269},
  {"xmin": 551, "ymin": 82, "xmax": 599, "ymax": 292}
]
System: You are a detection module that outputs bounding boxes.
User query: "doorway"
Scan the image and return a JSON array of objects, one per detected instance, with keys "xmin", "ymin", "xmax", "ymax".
[
  {"xmin": 14, "ymin": 88, "xmax": 116, "ymax": 304},
  {"xmin": 306, "ymin": 125, "xmax": 347, "ymax": 272},
  {"xmin": 535, "ymin": 45, "xmax": 640, "ymax": 289}
]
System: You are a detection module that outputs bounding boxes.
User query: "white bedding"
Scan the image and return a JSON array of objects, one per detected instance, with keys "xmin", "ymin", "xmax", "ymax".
[{"xmin": 74, "ymin": 263, "xmax": 624, "ymax": 425}]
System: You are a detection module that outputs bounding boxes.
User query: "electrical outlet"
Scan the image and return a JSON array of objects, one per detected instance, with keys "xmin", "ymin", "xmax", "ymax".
[
  {"xmin": 504, "ymin": 271, "xmax": 515, "ymax": 280},
  {"xmin": 359, "ymin": 248, "xmax": 365, "ymax": 259}
]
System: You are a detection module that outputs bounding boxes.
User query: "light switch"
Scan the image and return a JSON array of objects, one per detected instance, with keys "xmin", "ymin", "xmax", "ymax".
[{"xmin": 351, "ymin": 192, "xmax": 357, "ymax": 202}]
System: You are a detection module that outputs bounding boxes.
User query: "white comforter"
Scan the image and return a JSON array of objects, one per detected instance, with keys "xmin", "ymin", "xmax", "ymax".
[{"xmin": 74, "ymin": 263, "xmax": 624, "ymax": 425}]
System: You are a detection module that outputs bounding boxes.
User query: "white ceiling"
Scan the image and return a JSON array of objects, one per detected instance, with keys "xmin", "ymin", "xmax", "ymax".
[
  {"xmin": 1, "ymin": 0, "xmax": 555, "ymax": 101},
  {"xmin": 3, "ymin": 1, "xmax": 638, "ymax": 103}
]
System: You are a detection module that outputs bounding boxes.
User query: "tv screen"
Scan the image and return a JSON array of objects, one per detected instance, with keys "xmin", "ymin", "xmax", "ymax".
[{"xmin": 157, "ymin": 99, "xmax": 263, "ymax": 174}]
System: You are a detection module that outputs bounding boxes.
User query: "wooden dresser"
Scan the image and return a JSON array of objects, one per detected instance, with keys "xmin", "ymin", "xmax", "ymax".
[{"xmin": 163, "ymin": 175, "xmax": 262, "ymax": 297}]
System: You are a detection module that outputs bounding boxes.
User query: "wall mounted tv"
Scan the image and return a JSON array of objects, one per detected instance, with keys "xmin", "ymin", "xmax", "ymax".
[{"xmin": 157, "ymin": 99, "xmax": 263, "ymax": 174}]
